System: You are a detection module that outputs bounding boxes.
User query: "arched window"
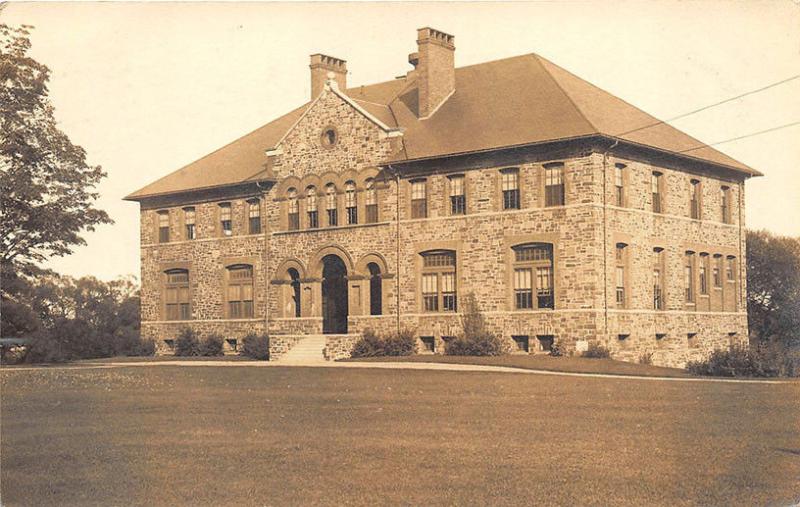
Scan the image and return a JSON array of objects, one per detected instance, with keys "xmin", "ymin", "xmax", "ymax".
[
  {"xmin": 365, "ymin": 178, "xmax": 378, "ymax": 223},
  {"xmin": 165, "ymin": 269, "xmax": 190, "ymax": 320},
  {"xmin": 227, "ymin": 265, "xmax": 254, "ymax": 318},
  {"xmin": 288, "ymin": 268, "xmax": 301, "ymax": 318},
  {"xmin": 345, "ymin": 181, "xmax": 357, "ymax": 225},
  {"xmin": 287, "ymin": 188, "xmax": 299, "ymax": 231},
  {"xmin": 420, "ymin": 250, "xmax": 456, "ymax": 312},
  {"xmin": 325, "ymin": 183, "xmax": 338, "ymax": 227},
  {"xmin": 368, "ymin": 262, "xmax": 382, "ymax": 315},
  {"xmin": 306, "ymin": 186, "xmax": 318, "ymax": 228},
  {"xmin": 512, "ymin": 243, "xmax": 554, "ymax": 309}
]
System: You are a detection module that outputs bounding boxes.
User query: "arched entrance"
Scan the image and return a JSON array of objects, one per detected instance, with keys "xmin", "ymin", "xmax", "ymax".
[{"xmin": 321, "ymin": 254, "xmax": 348, "ymax": 334}]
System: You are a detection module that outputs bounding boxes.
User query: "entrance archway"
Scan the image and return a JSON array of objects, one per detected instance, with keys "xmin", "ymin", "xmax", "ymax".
[{"xmin": 321, "ymin": 254, "xmax": 348, "ymax": 334}]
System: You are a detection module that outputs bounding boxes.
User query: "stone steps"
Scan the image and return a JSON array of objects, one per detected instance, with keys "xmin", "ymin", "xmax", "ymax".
[{"xmin": 277, "ymin": 335, "xmax": 328, "ymax": 363}]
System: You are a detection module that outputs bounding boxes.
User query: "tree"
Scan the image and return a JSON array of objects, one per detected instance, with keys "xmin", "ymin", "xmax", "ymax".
[
  {"xmin": 747, "ymin": 230, "xmax": 800, "ymax": 346},
  {"xmin": 0, "ymin": 24, "xmax": 111, "ymax": 274}
]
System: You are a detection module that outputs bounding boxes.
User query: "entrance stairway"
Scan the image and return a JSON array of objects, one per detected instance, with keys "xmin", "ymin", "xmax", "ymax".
[{"xmin": 277, "ymin": 335, "xmax": 327, "ymax": 363}]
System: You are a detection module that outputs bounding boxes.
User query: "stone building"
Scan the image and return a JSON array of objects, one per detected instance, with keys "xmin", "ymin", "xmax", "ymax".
[{"xmin": 126, "ymin": 28, "xmax": 760, "ymax": 366}]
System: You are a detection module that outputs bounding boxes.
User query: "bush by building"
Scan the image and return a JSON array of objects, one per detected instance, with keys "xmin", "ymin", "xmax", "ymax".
[
  {"xmin": 198, "ymin": 334, "xmax": 224, "ymax": 357},
  {"xmin": 241, "ymin": 334, "xmax": 269, "ymax": 360},
  {"xmin": 582, "ymin": 342, "xmax": 612, "ymax": 359},
  {"xmin": 174, "ymin": 328, "xmax": 200, "ymax": 357},
  {"xmin": 444, "ymin": 293, "xmax": 507, "ymax": 356},
  {"xmin": 686, "ymin": 344, "xmax": 800, "ymax": 377},
  {"xmin": 351, "ymin": 329, "xmax": 416, "ymax": 358}
]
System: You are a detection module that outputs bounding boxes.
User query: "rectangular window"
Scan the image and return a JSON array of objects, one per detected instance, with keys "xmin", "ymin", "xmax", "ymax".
[
  {"xmin": 422, "ymin": 273, "xmax": 438, "ymax": 312},
  {"xmin": 690, "ymin": 180, "xmax": 701, "ymax": 219},
  {"xmin": 713, "ymin": 256, "xmax": 722, "ymax": 287},
  {"xmin": 685, "ymin": 253, "xmax": 695, "ymax": 303},
  {"xmin": 420, "ymin": 336, "xmax": 435, "ymax": 353},
  {"xmin": 345, "ymin": 182, "xmax": 357, "ymax": 225},
  {"xmin": 501, "ymin": 169, "xmax": 520, "ymax": 210},
  {"xmin": 226, "ymin": 338, "xmax": 238, "ymax": 352},
  {"xmin": 326, "ymin": 186, "xmax": 337, "ymax": 227},
  {"xmin": 652, "ymin": 172, "xmax": 663, "ymax": 213},
  {"xmin": 287, "ymin": 190, "xmax": 300, "ymax": 231},
  {"xmin": 615, "ymin": 244, "xmax": 626, "ymax": 307},
  {"xmin": 219, "ymin": 203, "xmax": 232, "ymax": 236},
  {"xmin": 721, "ymin": 186, "xmax": 731, "ymax": 224},
  {"xmin": 248, "ymin": 200, "xmax": 261, "ymax": 234},
  {"xmin": 449, "ymin": 175, "xmax": 466, "ymax": 215},
  {"xmin": 537, "ymin": 335, "xmax": 554, "ymax": 352},
  {"xmin": 183, "ymin": 207, "xmax": 195, "ymax": 240},
  {"xmin": 699, "ymin": 264, "xmax": 708, "ymax": 295},
  {"xmin": 726, "ymin": 257, "xmax": 735, "ymax": 282},
  {"xmin": 615, "ymin": 164, "xmax": 625, "ymax": 207},
  {"xmin": 512, "ymin": 335, "xmax": 530, "ymax": 353},
  {"xmin": 158, "ymin": 211, "xmax": 170, "ymax": 243},
  {"xmin": 365, "ymin": 179, "xmax": 378, "ymax": 223},
  {"xmin": 514, "ymin": 268, "xmax": 533, "ymax": 309},
  {"xmin": 441, "ymin": 272, "xmax": 457, "ymax": 311},
  {"xmin": 227, "ymin": 265, "xmax": 254, "ymax": 318},
  {"xmin": 653, "ymin": 248, "xmax": 664, "ymax": 310},
  {"xmin": 544, "ymin": 164, "xmax": 565, "ymax": 206},
  {"xmin": 536, "ymin": 266, "xmax": 554, "ymax": 309},
  {"xmin": 411, "ymin": 180, "xmax": 427, "ymax": 219},
  {"xmin": 165, "ymin": 270, "xmax": 190, "ymax": 321}
]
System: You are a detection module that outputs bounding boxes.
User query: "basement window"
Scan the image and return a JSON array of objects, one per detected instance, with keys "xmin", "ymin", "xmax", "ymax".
[
  {"xmin": 536, "ymin": 335, "xmax": 554, "ymax": 352},
  {"xmin": 164, "ymin": 339, "xmax": 175, "ymax": 351},
  {"xmin": 226, "ymin": 338, "xmax": 238, "ymax": 352},
  {"xmin": 420, "ymin": 336, "xmax": 435, "ymax": 353},
  {"xmin": 512, "ymin": 335, "xmax": 529, "ymax": 353}
]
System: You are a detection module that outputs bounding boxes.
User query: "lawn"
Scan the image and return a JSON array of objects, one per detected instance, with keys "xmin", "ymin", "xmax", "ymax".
[{"xmin": 1, "ymin": 365, "xmax": 799, "ymax": 506}]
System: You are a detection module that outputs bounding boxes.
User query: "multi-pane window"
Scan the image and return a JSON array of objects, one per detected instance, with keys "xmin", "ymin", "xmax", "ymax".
[
  {"xmin": 411, "ymin": 179, "xmax": 427, "ymax": 219},
  {"xmin": 287, "ymin": 188, "xmax": 299, "ymax": 231},
  {"xmin": 449, "ymin": 175, "xmax": 466, "ymax": 215},
  {"xmin": 325, "ymin": 184, "xmax": 338, "ymax": 227},
  {"xmin": 653, "ymin": 248, "xmax": 665, "ymax": 310},
  {"xmin": 615, "ymin": 243, "xmax": 627, "ymax": 307},
  {"xmin": 699, "ymin": 254, "xmax": 709, "ymax": 295},
  {"xmin": 544, "ymin": 163, "xmax": 565, "ymax": 206},
  {"xmin": 345, "ymin": 181, "xmax": 357, "ymax": 225},
  {"xmin": 219, "ymin": 203, "xmax": 232, "ymax": 236},
  {"xmin": 306, "ymin": 187, "xmax": 318, "ymax": 229},
  {"xmin": 685, "ymin": 252, "xmax": 695, "ymax": 303},
  {"xmin": 614, "ymin": 164, "xmax": 625, "ymax": 206},
  {"xmin": 421, "ymin": 251, "xmax": 456, "ymax": 312},
  {"xmin": 183, "ymin": 207, "xmax": 195, "ymax": 240},
  {"xmin": 652, "ymin": 172, "xmax": 663, "ymax": 213},
  {"xmin": 721, "ymin": 186, "xmax": 731, "ymax": 224},
  {"xmin": 157, "ymin": 211, "xmax": 170, "ymax": 243},
  {"xmin": 248, "ymin": 199, "xmax": 261, "ymax": 234},
  {"xmin": 501, "ymin": 169, "xmax": 520, "ymax": 210},
  {"xmin": 713, "ymin": 255, "xmax": 722, "ymax": 287},
  {"xmin": 365, "ymin": 178, "xmax": 378, "ymax": 223},
  {"xmin": 690, "ymin": 179, "xmax": 701, "ymax": 219},
  {"xmin": 165, "ymin": 269, "xmax": 190, "ymax": 320},
  {"xmin": 513, "ymin": 243, "xmax": 554, "ymax": 310},
  {"xmin": 227, "ymin": 265, "xmax": 254, "ymax": 318}
]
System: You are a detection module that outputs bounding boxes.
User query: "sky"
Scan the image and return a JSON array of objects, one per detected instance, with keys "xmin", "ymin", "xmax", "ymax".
[{"xmin": 3, "ymin": 1, "xmax": 800, "ymax": 281}]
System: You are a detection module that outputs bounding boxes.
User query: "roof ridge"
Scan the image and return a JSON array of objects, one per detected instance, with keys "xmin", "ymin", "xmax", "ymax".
[{"xmin": 532, "ymin": 54, "xmax": 599, "ymax": 134}]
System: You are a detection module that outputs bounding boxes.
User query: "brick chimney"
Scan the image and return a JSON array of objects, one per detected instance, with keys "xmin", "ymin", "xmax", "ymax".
[
  {"xmin": 415, "ymin": 27, "xmax": 455, "ymax": 118},
  {"xmin": 309, "ymin": 54, "xmax": 347, "ymax": 100}
]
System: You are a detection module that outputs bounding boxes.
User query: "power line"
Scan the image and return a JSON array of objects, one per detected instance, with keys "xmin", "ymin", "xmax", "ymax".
[
  {"xmin": 615, "ymin": 74, "xmax": 800, "ymax": 137},
  {"xmin": 677, "ymin": 120, "xmax": 800, "ymax": 153}
]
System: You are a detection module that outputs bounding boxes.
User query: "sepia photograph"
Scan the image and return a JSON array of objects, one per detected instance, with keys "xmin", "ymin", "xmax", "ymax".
[{"xmin": 1, "ymin": 1, "xmax": 799, "ymax": 505}]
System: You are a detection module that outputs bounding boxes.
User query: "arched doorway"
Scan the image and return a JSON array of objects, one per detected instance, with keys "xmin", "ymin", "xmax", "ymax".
[{"xmin": 322, "ymin": 254, "xmax": 348, "ymax": 334}]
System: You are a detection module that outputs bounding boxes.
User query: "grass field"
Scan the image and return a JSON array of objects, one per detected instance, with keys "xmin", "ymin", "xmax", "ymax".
[{"xmin": 1, "ymin": 365, "xmax": 799, "ymax": 506}]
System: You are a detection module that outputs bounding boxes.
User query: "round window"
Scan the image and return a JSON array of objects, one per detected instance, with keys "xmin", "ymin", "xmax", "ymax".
[{"xmin": 321, "ymin": 127, "xmax": 338, "ymax": 148}]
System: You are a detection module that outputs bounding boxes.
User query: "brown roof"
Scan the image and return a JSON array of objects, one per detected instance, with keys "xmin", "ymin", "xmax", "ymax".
[{"xmin": 127, "ymin": 53, "xmax": 758, "ymax": 200}]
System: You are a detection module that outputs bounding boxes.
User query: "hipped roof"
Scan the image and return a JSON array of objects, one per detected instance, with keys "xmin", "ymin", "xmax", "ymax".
[{"xmin": 126, "ymin": 53, "xmax": 759, "ymax": 200}]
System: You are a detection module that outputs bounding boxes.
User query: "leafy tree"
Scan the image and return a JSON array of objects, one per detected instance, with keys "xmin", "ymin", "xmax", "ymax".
[
  {"xmin": 1, "ymin": 24, "xmax": 111, "ymax": 274},
  {"xmin": 747, "ymin": 230, "xmax": 800, "ymax": 346}
]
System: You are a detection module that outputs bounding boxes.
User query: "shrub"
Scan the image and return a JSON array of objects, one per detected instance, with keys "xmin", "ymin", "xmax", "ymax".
[
  {"xmin": 445, "ymin": 292, "xmax": 508, "ymax": 357},
  {"xmin": 174, "ymin": 328, "xmax": 200, "ymax": 357},
  {"xmin": 133, "ymin": 339, "xmax": 156, "ymax": 357},
  {"xmin": 241, "ymin": 333, "xmax": 269, "ymax": 360},
  {"xmin": 549, "ymin": 342, "xmax": 564, "ymax": 357},
  {"xmin": 198, "ymin": 334, "xmax": 224, "ymax": 357},
  {"xmin": 638, "ymin": 352, "xmax": 653, "ymax": 365},
  {"xmin": 351, "ymin": 329, "xmax": 416, "ymax": 358},
  {"xmin": 1, "ymin": 345, "xmax": 29, "ymax": 365},
  {"xmin": 686, "ymin": 343, "xmax": 800, "ymax": 377},
  {"xmin": 582, "ymin": 342, "xmax": 612, "ymax": 359}
]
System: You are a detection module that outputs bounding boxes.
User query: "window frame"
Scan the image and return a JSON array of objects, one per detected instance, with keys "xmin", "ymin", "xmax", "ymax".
[
  {"xmin": 410, "ymin": 179, "xmax": 428, "ymax": 219},
  {"xmin": 614, "ymin": 163, "xmax": 626, "ymax": 207},
  {"xmin": 183, "ymin": 207, "xmax": 196, "ymax": 240},
  {"xmin": 287, "ymin": 188, "xmax": 300, "ymax": 231},
  {"xmin": 420, "ymin": 250, "xmax": 457, "ymax": 313},
  {"xmin": 653, "ymin": 247, "xmax": 665, "ymax": 310},
  {"xmin": 720, "ymin": 185, "xmax": 732, "ymax": 224},
  {"xmin": 164, "ymin": 269, "xmax": 190, "ymax": 321},
  {"xmin": 345, "ymin": 180, "xmax": 357, "ymax": 225},
  {"xmin": 247, "ymin": 199, "xmax": 261, "ymax": 234},
  {"xmin": 365, "ymin": 178, "xmax": 378, "ymax": 223},
  {"xmin": 325, "ymin": 183, "xmax": 338, "ymax": 227},
  {"xmin": 512, "ymin": 243, "xmax": 554, "ymax": 310},
  {"xmin": 500, "ymin": 168, "xmax": 521, "ymax": 210},
  {"xmin": 690, "ymin": 179, "xmax": 702, "ymax": 220},
  {"xmin": 306, "ymin": 186, "xmax": 318, "ymax": 229},
  {"xmin": 219, "ymin": 202, "xmax": 233, "ymax": 237},
  {"xmin": 615, "ymin": 243, "xmax": 627, "ymax": 308},
  {"xmin": 157, "ymin": 210, "xmax": 170, "ymax": 243},
  {"xmin": 226, "ymin": 264, "xmax": 255, "ymax": 319},
  {"xmin": 448, "ymin": 174, "xmax": 466, "ymax": 216},
  {"xmin": 685, "ymin": 251, "xmax": 696, "ymax": 304},
  {"xmin": 651, "ymin": 171, "xmax": 664, "ymax": 213},
  {"xmin": 544, "ymin": 163, "xmax": 565, "ymax": 207}
]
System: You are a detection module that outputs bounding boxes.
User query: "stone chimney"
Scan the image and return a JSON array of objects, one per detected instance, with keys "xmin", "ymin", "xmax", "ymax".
[
  {"xmin": 309, "ymin": 54, "xmax": 347, "ymax": 100},
  {"xmin": 415, "ymin": 27, "xmax": 455, "ymax": 118}
]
